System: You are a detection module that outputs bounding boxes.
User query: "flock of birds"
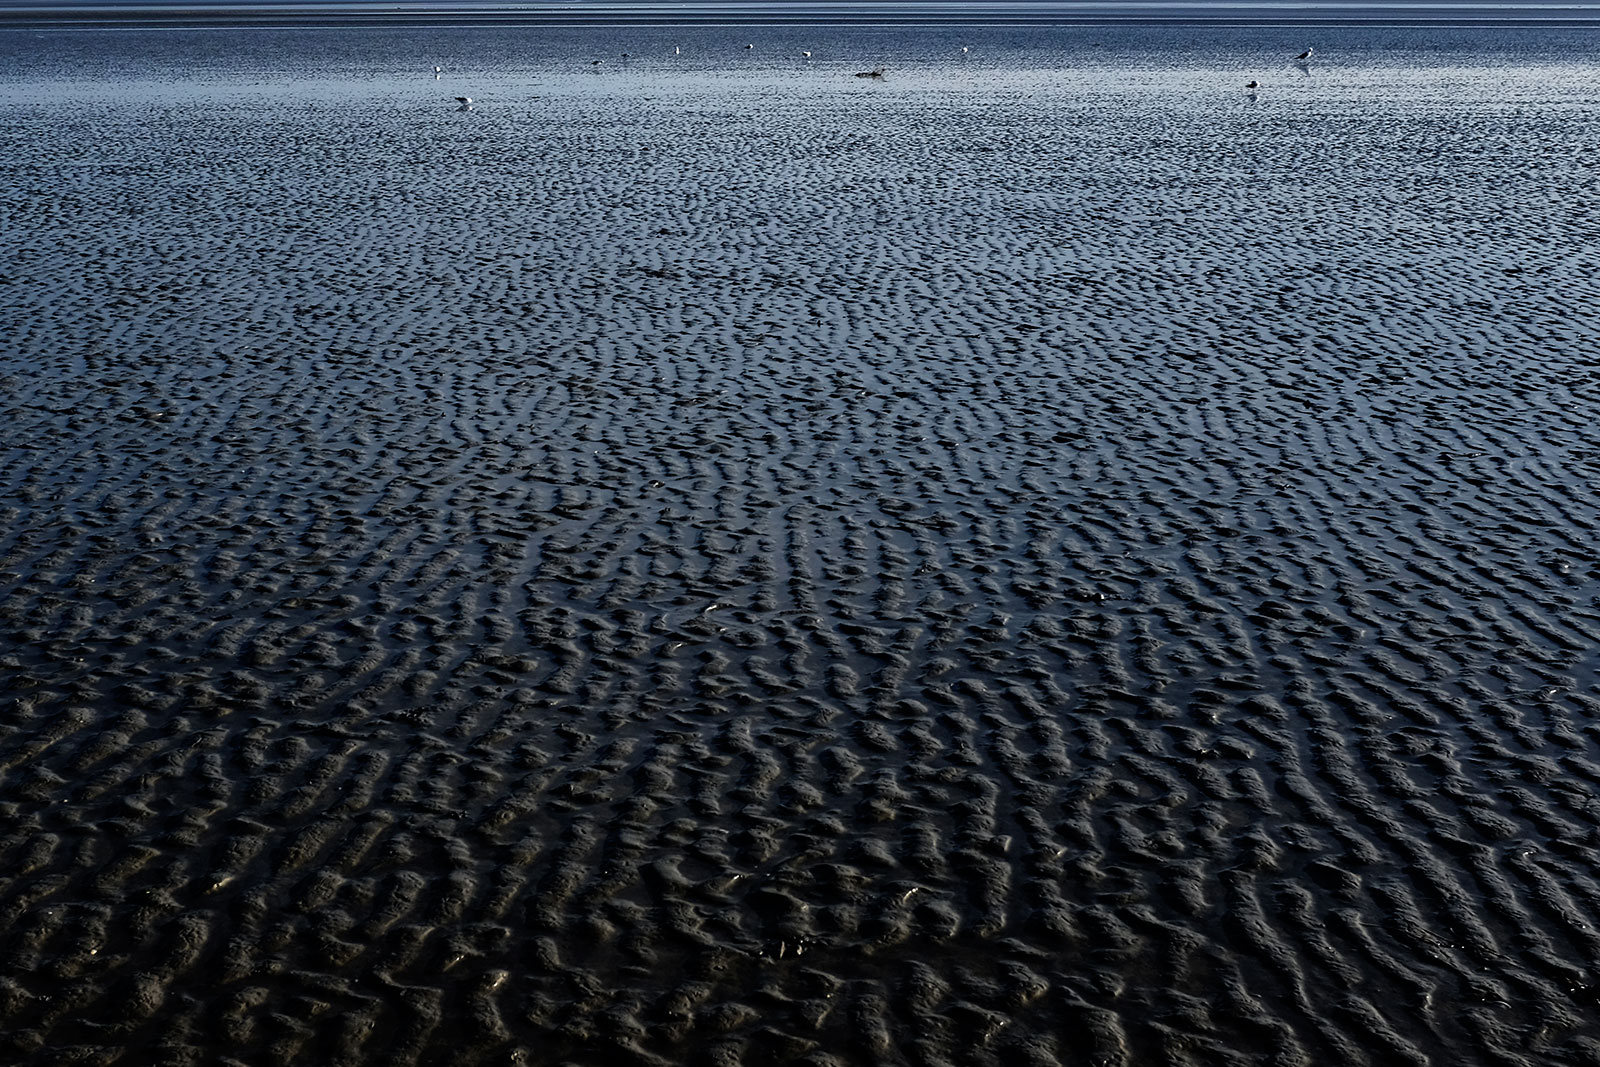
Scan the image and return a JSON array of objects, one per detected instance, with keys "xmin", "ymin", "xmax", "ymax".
[{"xmin": 435, "ymin": 43, "xmax": 1315, "ymax": 110}]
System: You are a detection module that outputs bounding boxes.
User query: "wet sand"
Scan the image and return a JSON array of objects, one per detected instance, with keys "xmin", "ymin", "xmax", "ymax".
[{"xmin": 4, "ymin": 24, "xmax": 1600, "ymax": 1067}]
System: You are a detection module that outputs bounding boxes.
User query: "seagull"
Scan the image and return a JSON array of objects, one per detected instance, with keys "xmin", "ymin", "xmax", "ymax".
[
  {"xmin": 1246, "ymin": 80, "xmax": 1259, "ymax": 89},
  {"xmin": 961, "ymin": 46, "xmax": 970, "ymax": 54},
  {"xmin": 854, "ymin": 66, "xmax": 886, "ymax": 79},
  {"xmin": 433, "ymin": 65, "xmax": 442, "ymax": 79},
  {"xmin": 454, "ymin": 96, "xmax": 472, "ymax": 110},
  {"xmin": 745, "ymin": 43, "xmax": 754, "ymax": 49},
  {"xmin": 1295, "ymin": 47, "xmax": 1314, "ymax": 61},
  {"xmin": 675, "ymin": 45, "xmax": 681, "ymax": 55},
  {"xmin": 802, "ymin": 50, "xmax": 812, "ymax": 59}
]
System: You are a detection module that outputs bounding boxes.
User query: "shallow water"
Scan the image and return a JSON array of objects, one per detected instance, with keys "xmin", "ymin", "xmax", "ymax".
[{"xmin": 4, "ymin": 24, "xmax": 1600, "ymax": 1067}]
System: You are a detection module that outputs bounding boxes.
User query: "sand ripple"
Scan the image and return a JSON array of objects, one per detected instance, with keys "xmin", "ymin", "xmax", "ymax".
[{"xmin": 4, "ymin": 24, "xmax": 1600, "ymax": 1067}]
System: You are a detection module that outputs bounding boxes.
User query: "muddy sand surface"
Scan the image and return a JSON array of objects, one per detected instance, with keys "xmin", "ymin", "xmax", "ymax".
[{"xmin": 5, "ymin": 25, "xmax": 1600, "ymax": 1067}]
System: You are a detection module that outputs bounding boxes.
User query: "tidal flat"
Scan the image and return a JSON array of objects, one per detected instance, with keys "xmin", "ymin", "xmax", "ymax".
[{"xmin": 3, "ymin": 23, "xmax": 1600, "ymax": 1066}]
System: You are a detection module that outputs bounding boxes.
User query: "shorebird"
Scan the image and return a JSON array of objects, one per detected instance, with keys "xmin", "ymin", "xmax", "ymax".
[
  {"xmin": 1295, "ymin": 47, "xmax": 1314, "ymax": 61},
  {"xmin": 961, "ymin": 46, "xmax": 970, "ymax": 54},
  {"xmin": 745, "ymin": 43, "xmax": 754, "ymax": 49},
  {"xmin": 454, "ymin": 96, "xmax": 473, "ymax": 110},
  {"xmin": 854, "ymin": 66, "xmax": 886, "ymax": 79},
  {"xmin": 433, "ymin": 65, "xmax": 442, "ymax": 79},
  {"xmin": 802, "ymin": 50, "xmax": 812, "ymax": 59},
  {"xmin": 1246, "ymin": 80, "xmax": 1259, "ymax": 89}
]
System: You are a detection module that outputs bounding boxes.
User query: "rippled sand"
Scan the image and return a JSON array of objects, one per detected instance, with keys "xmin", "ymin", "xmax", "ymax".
[{"xmin": 4, "ymin": 24, "xmax": 1600, "ymax": 1067}]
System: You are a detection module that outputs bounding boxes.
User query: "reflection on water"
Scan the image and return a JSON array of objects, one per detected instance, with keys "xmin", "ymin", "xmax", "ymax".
[{"xmin": 4, "ymin": 24, "xmax": 1600, "ymax": 108}]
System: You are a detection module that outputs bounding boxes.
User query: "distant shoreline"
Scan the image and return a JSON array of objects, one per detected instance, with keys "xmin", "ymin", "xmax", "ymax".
[{"xmin": 6, "ymin": 2, "xmax": 1600, "ymax": 28}]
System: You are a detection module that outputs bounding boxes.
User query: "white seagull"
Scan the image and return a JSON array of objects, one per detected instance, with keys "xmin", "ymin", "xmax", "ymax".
[{"xmin": 802, "ymin": 50, "xmax": 812, "ymax": 59}]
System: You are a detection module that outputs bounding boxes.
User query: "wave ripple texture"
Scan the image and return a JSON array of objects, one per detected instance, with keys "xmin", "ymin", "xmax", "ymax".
[{"xmin": 4, "ymin": 26, "xmax": 1600, "ymax": 1067}]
